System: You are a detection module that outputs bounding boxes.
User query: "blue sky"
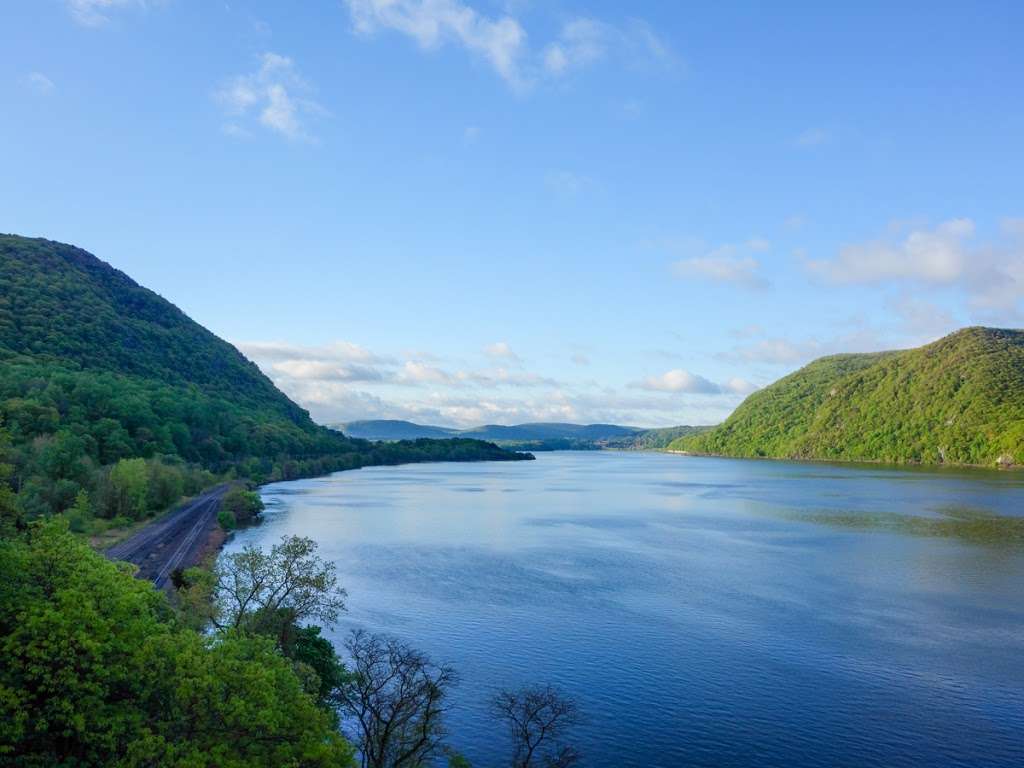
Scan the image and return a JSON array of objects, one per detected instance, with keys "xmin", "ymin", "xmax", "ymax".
[{"xmin": 4, "ymin": 1, "xmax": 1024, "ymax": 427}]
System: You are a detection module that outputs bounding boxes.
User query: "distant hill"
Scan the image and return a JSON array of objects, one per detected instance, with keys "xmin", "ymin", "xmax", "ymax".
[
  {"xmin": 339, "ymin": 420, "xmax": 643, "ymax": 444},
  {"xmin": 339, "ymin": 419, "xmax": 705, "ymax": 450},
  {"xmin": 614, "ymin": 425, "xmax": 711, "ymax": 450},
  {"xmin": 0, "ymin": 235, "xmax": 529, "ymax": 522},
  {"xmin": 671, "ymin": 327, "xmax": 1024, "ymax": 467},
  {"xmin": 462, "ymin": 423, "xmax": 642, "ymax": 442},
  {"xmin": 339, "ymin": 420, "xmax": 460, "ymax": 440}
]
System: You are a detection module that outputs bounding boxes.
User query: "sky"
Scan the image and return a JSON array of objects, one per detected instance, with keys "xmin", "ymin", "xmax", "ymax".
[{"xmin": 3, "ymin": 1, "xmax": 1024, "ymax": 428}]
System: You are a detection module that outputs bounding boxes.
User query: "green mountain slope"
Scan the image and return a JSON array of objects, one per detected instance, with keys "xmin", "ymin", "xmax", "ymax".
[
  {"xmin": 0, "ymin": 235, "xmax": 528, "ymax": 523},
  {"xmin": 0, "ymin": 235, "xmax": 303, "ymax": 419},
  {"xmin": 671, "ymin": 328, "xmax": 1024, "ymax": 467}
]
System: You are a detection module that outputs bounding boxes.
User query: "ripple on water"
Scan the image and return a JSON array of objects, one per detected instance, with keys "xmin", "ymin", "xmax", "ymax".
[{"xmin": 222, "ymin": 452, "xmax": 1024, "ymax": 768}]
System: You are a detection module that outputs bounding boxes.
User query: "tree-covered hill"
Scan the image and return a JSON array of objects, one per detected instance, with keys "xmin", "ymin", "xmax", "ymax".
[
  {"xmin": 0, "ymin": 235, "xmax": 303, "ymax": 420},
  {"xmin": 0, "ymin": 234, "xmax": 528, "ymax": 526},
  {"xmin": 611, "ymin": 424, "xmax": 711, "ymax": 450},
  {"xmin": 670, "ymin": 327, "xmax": 1024, "ymax": 467}
]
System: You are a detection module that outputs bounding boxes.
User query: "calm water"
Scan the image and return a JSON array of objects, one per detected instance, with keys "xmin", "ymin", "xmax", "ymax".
[{"xmin": 222, "ymin": 452, "xmax": 1024, "ymax": 767}]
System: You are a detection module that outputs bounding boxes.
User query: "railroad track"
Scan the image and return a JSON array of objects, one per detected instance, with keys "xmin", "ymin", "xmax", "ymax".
[{"xmin": 105, "ymin": 485, "xmax": 229, "ymax": 588}]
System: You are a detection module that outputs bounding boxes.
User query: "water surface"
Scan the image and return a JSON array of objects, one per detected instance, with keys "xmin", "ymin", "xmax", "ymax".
[{"xmin": 223, "ymin": 452, "xmax": 1024, "ymax": 767}]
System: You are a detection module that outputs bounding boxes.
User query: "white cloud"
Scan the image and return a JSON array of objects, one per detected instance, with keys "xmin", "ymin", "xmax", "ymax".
[
  {"xmin": 238, "ymin": 339, "xmax": 732, "ymax": 428},
  {"xmin": 795, "ymin": 127, "xmax": 830, "ymax": 147},
  {"xmin": 673, "ymin": 251, "xmax": 763, "ymax": 287},
  {"xmin": 237, "ymin": 340, "xmax": 388, "ymax": 364},
  {"xmin": 543, "ymin": 18, "xmax": 608, "ymax": 75},
  {"xmin": 66, "ymin": 0, "xmax": 143, "ymax": 26},
  {"xmin": 343, "ymin": 3, "xmax": 674, "ymax": 88},
  {"xmin": 24, "ymin": 72, "xmax": 55, "ymax": 93},
  {"xmin": 631, "ymin": 369, "xmax": 757, "ymax": 396},
  {"xmin": 543, "ymin": 17, "xmax": 676, "ymax": 78},
  {"xmin": 667, "ymin": 238, "xmax": 770, "ymax": 288},
  {"xmin": 570, "ymin": 352, "xmax": 590, "ymax": 366},
  {"xmin": 484, "ymin": 341, "xmax": 520, "ymax": 361},
  {"xmin": 1002, "ymin": 218, "xmax": 1024, "ymax": 239},
  {"xmin": 633, "ymin": 370, "xmax": 722, "ymax": 394},
  {"xmin": 344, "ymin": 0, "xmax": 527, "ymax": 87},
  {"xmin": 724, "ymin": 377, "xmax": 758, "ymax": 395},
  {"xmin": 460, "ymin": 368, "xmax": 559, "ymax": 388},
  {"xmin": 216, "ymin": 53, "xmax": 322, "ymax": 141},
  {"xmin": 807, "ymin": 217, "xmax": 1024, "ymax": 318},
  {"xmin": 463, "ymin": 124, "xmax": 480, "ymax": 142},
  {"xmin": 397, "ymin": 361, "xmax": 456, "ymax": 385},
  {"xmin": 622, "ymin": 18, "xmax": 677, "ymax": 69},
  {"xmin": 271, "ymin": 360, "xmax": 385, "ymax": 383},
  {"xmin": 809, "ymin": 219, "xmax": 973, "ymax": 285}
]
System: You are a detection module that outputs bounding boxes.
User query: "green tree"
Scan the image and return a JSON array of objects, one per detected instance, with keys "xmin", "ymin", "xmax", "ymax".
[
  {"xmin": 65, "ymin": 488, "xmax": 92, "ymax": 533},
  {"xmin": 221, "ymin": 487, "xmax": 265, "ymax": 524},
  {"xmin": 0, "ymin": 523, "xmax": 356, "ymax": 767},
  {"xmin": 210, "ymin": 535, "xmax": 347, "ymax": 643},
  {"xmin": 285, "ymin": 624, "xmax": 350, "ymax": 710},
  {"xmin": 106, "ymin": 457, "xmax": 148, "ymax": 519}
]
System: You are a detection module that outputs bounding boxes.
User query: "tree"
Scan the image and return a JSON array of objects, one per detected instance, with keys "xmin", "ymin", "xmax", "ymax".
[
  {"xmin": 210, "ymin": 535, "xmax": 347, "ymax": 643},
  {"xmin": 65, "ymin": 488, "xmax": 92, "ymax": 532},
  {"xmin": 286, "ymin": 624, "xmax": 350, "ymax": 710},
  {"xmin": 491, "ymin": 685, "xmax": 582, "ymax": 768},
  {"xmin": 0, "ymin": 423, "xmax": 21, "ymax": 538},
  {"xmin": 0, "ymin": 522, "xmax": 356, "ymax": 767},
  {"xmin": 106, "ymin": 457, "xmax": 149, "ymax": 519},
  {"xmin": 334, "ymin": 629, "xmax": 457, "ymax": 768},
  {"xmin": 221, "ymin": 486, "xmax": 265, "ymax": 523}
]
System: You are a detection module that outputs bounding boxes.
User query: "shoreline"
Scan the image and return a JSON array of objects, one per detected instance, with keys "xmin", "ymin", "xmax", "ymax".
[{"xmin": 661, "ymin": 448, "xmax": 1020, "ymax": 472}]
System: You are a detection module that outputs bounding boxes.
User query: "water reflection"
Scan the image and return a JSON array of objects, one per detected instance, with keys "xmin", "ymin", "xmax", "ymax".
[{"xmin": 225, "ymin": 452, "xmax": 1024, "ymax": 768}]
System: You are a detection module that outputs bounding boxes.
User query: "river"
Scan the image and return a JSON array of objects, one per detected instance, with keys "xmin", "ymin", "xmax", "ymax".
[{"xmin": 221, "ymin": 451, "xmax": 1024, "ymax": 767}]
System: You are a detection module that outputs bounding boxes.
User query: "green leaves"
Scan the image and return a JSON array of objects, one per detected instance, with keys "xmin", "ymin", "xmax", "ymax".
[
  {"xmin": 0, "ymin": 524, "xmax": 356, "ymax": 767},
  {"xmin": 675, "ymin": 328, "xmax": 1024, "ymax": 467}
]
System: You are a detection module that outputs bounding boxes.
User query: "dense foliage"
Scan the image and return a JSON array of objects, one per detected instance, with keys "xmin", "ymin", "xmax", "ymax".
[
  {"xmin": 672, "ymin": 327, "xmax": 1024, "ymax": 466},
  {"xmin": 0, "ymin": 523, "xmax": 356, "ymax": 767},
  {"xmin": 0, "ymin": 234, "xmax": 529, "ymax": 530},
  {"xmin": 609, "ymin": 425, "xmax": 711, "ymax": 450}
]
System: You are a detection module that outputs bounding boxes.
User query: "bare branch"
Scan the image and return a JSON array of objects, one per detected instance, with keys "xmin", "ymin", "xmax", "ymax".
[
  {"xmin": 491, "ymin": 685, "xmax": 582, "ymax": 768},
  {"xmin": 335, "ymin": 630, "xmax": 457, "ymax": 768}
]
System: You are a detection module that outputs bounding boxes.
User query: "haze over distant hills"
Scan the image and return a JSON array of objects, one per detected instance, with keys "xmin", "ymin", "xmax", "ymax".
[
  {"xmin": 338, "ymin": 420, "xmax": 707, "ymax": 450},
  {"xmin": 672, "ymin": 327, "xmax": 1024, "ymax": 468}
]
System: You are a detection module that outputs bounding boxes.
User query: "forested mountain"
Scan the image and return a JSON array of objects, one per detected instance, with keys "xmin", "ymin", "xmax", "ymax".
[
  {"xmin": 0, "ymin": 235, "xmax": 303, "ymax": 418},
  {"xmin": 671, "ymin": 328, "xmax": 1024, "ymax": 467},
  {"xmin": 0, "ymin": 234, "xmax": 528, "ymax": 526}
]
